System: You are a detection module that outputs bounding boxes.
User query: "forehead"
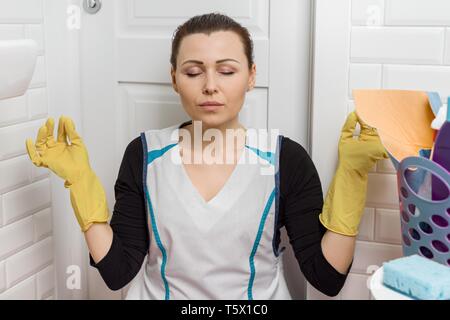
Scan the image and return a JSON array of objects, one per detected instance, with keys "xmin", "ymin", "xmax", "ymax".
[{"xmin": 178, "ymin": 31, "xmax": 245, "ymax": 63}]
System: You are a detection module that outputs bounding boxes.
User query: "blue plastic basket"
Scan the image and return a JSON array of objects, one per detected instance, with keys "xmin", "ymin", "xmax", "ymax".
[{"xmin": 397, "ymin": 156, "xmax": 450, "ymax": 267}]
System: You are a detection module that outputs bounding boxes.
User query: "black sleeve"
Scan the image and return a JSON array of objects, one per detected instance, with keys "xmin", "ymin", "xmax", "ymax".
[
  {"xmin": 89, "ymin": 136, "xmax": 149, "ymax": 291},
  {"xmin": 279, "ymin": 137, "xmax": 351, "ymax": 297}
]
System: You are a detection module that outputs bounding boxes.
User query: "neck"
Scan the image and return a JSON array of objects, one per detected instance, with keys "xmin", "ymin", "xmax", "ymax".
[{"xmin": 179, "ymin": 118, "xmax": 247, "ymax": 163}]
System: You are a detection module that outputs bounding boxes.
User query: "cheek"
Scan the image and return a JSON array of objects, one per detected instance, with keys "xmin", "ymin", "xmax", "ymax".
[
  {"xmin": 223, "ymin": 75, "xmax": 248, "ymax": 94},
  {"xmin": 176, "ymin": 80, "xmax": 197, "ymax": 101},
  {"xmin": 224, "ymin": 81, "xmax": 247, "ymax": 106}
]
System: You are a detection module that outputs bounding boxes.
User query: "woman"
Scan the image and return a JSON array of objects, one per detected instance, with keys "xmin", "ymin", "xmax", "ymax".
[{"xmin": 25, "ymin": 13, "xmax": 387, "ymax": 299}]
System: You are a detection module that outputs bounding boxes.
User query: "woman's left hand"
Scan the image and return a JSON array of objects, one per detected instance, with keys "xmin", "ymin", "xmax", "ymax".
[
  {"xmin": 338, "ymin": 111, "xmax": 388, "ymax": 175},
  {"xmin": 319, "ymin": 111, "xmax": 389, "ymax": 237}
]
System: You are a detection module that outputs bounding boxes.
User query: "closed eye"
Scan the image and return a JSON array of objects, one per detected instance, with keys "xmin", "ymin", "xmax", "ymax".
[{"xmin": 186, "ymin": 72, "xmax": 235, "ymax": 77}]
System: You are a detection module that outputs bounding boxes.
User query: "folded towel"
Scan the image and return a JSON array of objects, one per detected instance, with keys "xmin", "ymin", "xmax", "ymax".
[{"xmin": 383, "ymin": 254, "xmax": 450, "ymax": 300}]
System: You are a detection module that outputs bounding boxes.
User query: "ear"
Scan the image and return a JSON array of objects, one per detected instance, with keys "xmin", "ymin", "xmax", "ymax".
[
  {"xmin": 247, "ymin": 63, "xmax": 256, "ymax": 91},
  {"xmin": 171, "ymin": 67, "xmax": 179, "ymax": 93}
]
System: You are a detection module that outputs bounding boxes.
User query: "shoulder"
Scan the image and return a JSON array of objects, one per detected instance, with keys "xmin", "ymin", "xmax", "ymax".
[
  {"xmin": 127, "ymin": 136, "xmax": 143, "ymax": 155},
  {"xmin": 279, "ymin": 136, "xmax": 321, "ymax": 197},
  {"xmin": 280, "ymin": 136, "xmax": 313, "ymax": 172},
  {"xmin": 121, "ymin": 136, "xmax": 144, "ymax": 170}
]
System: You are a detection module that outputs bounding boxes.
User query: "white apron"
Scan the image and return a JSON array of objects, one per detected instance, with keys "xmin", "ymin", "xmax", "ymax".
[{"xmin": 126, "ymin": 121, "xmax": 291, "ymax": 300}]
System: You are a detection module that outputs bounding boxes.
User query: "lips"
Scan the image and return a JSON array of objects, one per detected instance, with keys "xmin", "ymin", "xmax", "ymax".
[{"xmin": 199, "ymin": 101, "xmax": 224, "ymax": 106}]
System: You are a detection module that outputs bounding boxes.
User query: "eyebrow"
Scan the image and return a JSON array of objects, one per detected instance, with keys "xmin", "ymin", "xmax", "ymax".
[{"xmin": 181, "ymin": 59, "xmax": 241, "ymax": 66}]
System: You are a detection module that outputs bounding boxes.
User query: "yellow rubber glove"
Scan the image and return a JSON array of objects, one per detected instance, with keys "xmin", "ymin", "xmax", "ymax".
[
  {"xmin": 319, "ymin": 111, "xmax": 388, "ymax": 236},
  {"xmin": 25, "ymin": 116, "xmax": 109, "ymax": 232}
]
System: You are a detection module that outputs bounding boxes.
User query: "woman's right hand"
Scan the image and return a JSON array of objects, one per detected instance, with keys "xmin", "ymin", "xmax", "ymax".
[
  {"xmin": 25, "ymin": 116, "xmax": 92, "ymax": 188},
  {"xmin": 25, "ymin": 116, "xmax": 109, "ymax": 232}
]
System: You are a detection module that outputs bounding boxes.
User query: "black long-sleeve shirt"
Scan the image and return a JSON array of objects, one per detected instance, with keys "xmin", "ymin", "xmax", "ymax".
[{"xmin": 90, "ymin": 135, "xmax": 350, "ymax": 297}]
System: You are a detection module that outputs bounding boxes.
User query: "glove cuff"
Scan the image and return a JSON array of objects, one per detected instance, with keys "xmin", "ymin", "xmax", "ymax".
[
  {"xmin": 319, "ymin": 166, "xmax": 369, "ymax": 236},
  {"xmin": 67, "ymin": 170, "xmax": 109, "ymax": 232}
]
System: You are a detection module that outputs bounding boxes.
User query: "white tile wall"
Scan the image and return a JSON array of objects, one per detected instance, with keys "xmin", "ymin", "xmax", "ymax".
[
  {"xmin": 326, "ymin": 0, "xmax": 450, "ymax": 300},
  {"xmin": 357, "ymin": 208, "xmax": 375, "ymax": 241},
  {"xmin": 385, "ymin": 0, "xmax": 450, "ymax": 26},
  {"xmin": 0, "ymin": 216, "xmax": 34, "ymax": 260},
  {"xmin": 0, "ymin": 155, "xmax": 31, "ymax": 194},
  {"xmin": 351, "ymin": 241, "xmax": 402, "ymax": 274},
  {"xmin": 348, "ymin": 64, "xmax": 382, "ymax": 97},
  {"xmin": 0, "ymin": 0, "xmax": 53, "ymax": 299},
  {"xmin": 5, "ymin": 237, "xmax": 52, "ymax": 288},
  {"xmin": 2, "ymin": 179, "xmax": 51, "ymax": 225},
  {"xmin": 351, "ymin": 0, "xmax": 385, "ymax": 26},
  {"xmin": 33, "ymin": 208, "xmax": 52, "ymax": 242},
  {"xmin": 445, "ymin": 29, "xmax": 450, "ymax": 65},
  {"xmin": 0, "ymin": 0, "xmax": 43, "ymax": 23},
  {"xmin": 375, "ymin": 208, "xmax": 402, "ymax": 244},
  {"xmin": 351, "ymin": 27, "xmax": 444, "ymax": 65},
  {"xmin": 0, "ymin": 275, "xmax": 36, "ymax": 300},
  {"xmin": 0, "ymin": 24, "xmax": 24, "ymax": 39},
  {"xmin": 36, "ymin": 262, "xmax": 54, "ymax": 299},
  {"xmin": 340, "ymin": 273, "xmax": 371, "ymax": 300},
  {"xmin": 366, "ymin": 173, "xmax": 399, "ymax": 208},
  {"xmin": 383, "ymin": 65, "xmax": 450, "ymax": 102}
]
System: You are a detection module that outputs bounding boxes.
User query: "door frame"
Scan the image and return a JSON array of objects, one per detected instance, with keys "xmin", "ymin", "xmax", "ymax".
[
  {"xmin": 44, "ymin": 0, "xmax": 89, "ymax": 299},
  {"xmin": 309, "ymin": 0, "xmax": 352, "ymax": 299}
]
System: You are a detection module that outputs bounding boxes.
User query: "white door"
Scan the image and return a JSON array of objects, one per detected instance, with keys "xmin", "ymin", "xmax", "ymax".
[{"xmin": 79, "ymin": 0, "xmax": 313, "ymax": 299}]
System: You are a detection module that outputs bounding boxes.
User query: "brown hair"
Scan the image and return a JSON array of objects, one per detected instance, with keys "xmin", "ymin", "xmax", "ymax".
[{"xmin": 170, "ymin": 12, "xmax": 254, "ymax": 71}]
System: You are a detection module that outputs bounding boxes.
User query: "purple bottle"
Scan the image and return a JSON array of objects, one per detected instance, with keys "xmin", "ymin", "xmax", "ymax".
[{"xmin": 431, "ymin": 97, "xmax": 450, "ymax": 200}]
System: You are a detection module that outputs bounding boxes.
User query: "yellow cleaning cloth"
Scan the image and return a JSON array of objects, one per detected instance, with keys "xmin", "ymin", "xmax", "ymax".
[{"xmin": 353, "ymin": 89, "xmax": 435, "ymax": 163}]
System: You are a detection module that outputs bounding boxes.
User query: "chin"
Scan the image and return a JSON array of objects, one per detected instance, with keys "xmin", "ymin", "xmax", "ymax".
[{"xmin": 192, "ymin": 114, "xmax": 235, "ymax": 128}]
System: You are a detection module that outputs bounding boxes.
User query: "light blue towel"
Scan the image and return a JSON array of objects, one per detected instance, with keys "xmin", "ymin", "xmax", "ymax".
[{"xmin": 383, "ymin": 255, "xmax": 450, "ymax": 300}]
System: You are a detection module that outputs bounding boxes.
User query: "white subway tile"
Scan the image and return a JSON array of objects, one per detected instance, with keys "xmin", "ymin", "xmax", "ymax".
[
  {"xmin": 340, "ymin": 273, "xmax": 371, "ymax": 300},
  {"xmin": 30, "ymin": 56, "xmax": 46, "ymax": 88},
  {"xmin": 351, "ymin": 240, "xmax": 402, "ymax": 274},
  {"xmin": 28, "ymin": 87, "xmax": 48, "ymax": 119},
  {"xmin": 0, "ymin": 275, "xmax": 35, "ymax": 300},
  {"xmin": 377, "ymin": 158, "xmax": 396, "ymax": 174},
  {"xmin": 0, "ymin": 216, "xmax": 34, "ymax": 260},
  {"xmin": 25, "ymin": 24, "xmax": 44, "ymax": 54},
  {"xmin": 33, "ymin": 207, "xmax": 52, "ymax": 242},
  {"xmin": 0, "ymin": 155, "xmax": 31, "ymax": 194},
  {"xmin": 352, "ymin": 0, "xmax": 384, "ymax": 26},
  {"xmin": 2, "ymin": 179, "xmax": 51, "ymax": 225},
  {"xmin": 0, "ymin": 94, "xmax": 28, "ymax": 127},
  {"xmin": 307, "ymin": 283, "xmax": 341, "ymax": 300},
  {"xmin": 366, "ymin": 173, "xmax": 399, "ymax": 208},
  {"xmin": 357, "ymin": 208, "xmax": 375, "ymax": 241},
  {"xmin": 351, "ymin": 27, "xmax": 444, "ymax": 64},
  {"xmin": 383, "ymin": 64, "xmax": 450, "ymax": 103},
  {"xmin": 0, "ymin": 0, "xmax": 43, "ymax": 23},
  {"xmin": 0, "ymin": 119, "xmax": 45, "ymax": 160},
  {"xmin": 445, "ymin": 29, "xmax": 450, "ymax": 65},
  {"xmin": 385, "ymin": 0, "xmax": 450, "ymax": 26},
  {"xmin": 375, "ymin": 208, "xmax": 402, "ymax": 244},
  {"xmin": 349, "ymin": 64, "xmax": 382, "ymax": 97},
  {"xmin": 0, "ymin": 24, "xmax": 24, "ymax": 40},
  {"xmin": 36, "ymin": 264, "xmax": 54, "ymax": 299},
  {"xmin": 5, "ymin": 237, "xmax": 52, "ymax": 288},
  {"xmin": 0, "ymin": 261, "xmax": 5, "ymax": 293}
]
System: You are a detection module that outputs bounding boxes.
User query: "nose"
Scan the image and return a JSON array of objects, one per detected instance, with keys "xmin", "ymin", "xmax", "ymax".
[{"xmin": 202, "ymin": 70, "xmax": 218, "ymax": 94}]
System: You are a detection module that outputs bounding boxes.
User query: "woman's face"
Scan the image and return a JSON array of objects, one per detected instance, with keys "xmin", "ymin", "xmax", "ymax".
[{"xmin": 171, "ymin": 30, "xmax": 256, "ymax": 129}]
